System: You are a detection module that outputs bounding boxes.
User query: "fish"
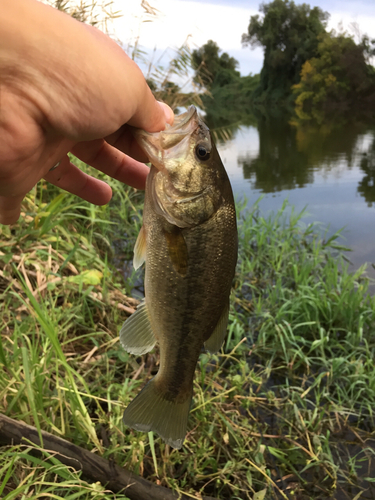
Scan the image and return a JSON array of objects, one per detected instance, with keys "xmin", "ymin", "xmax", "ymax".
[{"xmin": 119, "ymin": 105, "xmax": 238, "ymax": 449}]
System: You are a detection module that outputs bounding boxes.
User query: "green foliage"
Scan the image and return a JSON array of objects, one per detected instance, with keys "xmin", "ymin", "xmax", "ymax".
[
  {"xmin": 293, "ymin": 32, "xmax": 375, "ymax": 122},
  {"xmin": 192, "ymin": 40, "xmax": 240, "ymax": 89},
  {"xmin": 2, "ymin": 187, "xmax": 375, "ymax": 497},
  {"xmin": 242, "ymin": 0, "xmax": 329, "ymax": 102},
  {"xmin": 202, "ymin": 74, "xmax": 260, "ymax": 141},
  {"xmin": 190, "ymin": 41, "xmax": 260, "ymax": 142}
]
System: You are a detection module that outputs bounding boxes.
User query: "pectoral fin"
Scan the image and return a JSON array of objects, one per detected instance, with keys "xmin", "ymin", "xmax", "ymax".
[
  {"xmin": 120, "ymin": 300, "xmax": 156, "ymax": 355},
  {"xmin": 163, "ymin": 228, "xmax": 188, "ymax": 276},
  {"xmin": 204, "ymin": 303, "xmax": 229, "ymax": 353},
  {"xmin": 133, "ymin": 226, "xmax": 146, "ymax": 270}
]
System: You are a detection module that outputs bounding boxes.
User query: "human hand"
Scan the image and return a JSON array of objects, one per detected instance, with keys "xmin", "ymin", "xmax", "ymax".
[{"xmin": 0, "ymin": 0, "xmax": 173, "ymax": 225}]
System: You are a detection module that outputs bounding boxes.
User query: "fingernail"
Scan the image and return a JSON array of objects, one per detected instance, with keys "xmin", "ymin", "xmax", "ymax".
[{"xmin": 158, "ymin": 101, "xmax": 174, "ymax": 126}]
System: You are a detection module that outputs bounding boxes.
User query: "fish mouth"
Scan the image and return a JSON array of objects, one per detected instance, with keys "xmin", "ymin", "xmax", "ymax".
[
  {"xmin": 168, "ymin": 105, "xmax": 197, "ymax": 132},
  {"xmin": 133, "ymin": 106, "xmax": 201, "ymax": 170}
]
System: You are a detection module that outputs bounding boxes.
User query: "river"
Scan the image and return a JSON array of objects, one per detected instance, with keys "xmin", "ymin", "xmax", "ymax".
[{"xmin": 215, "ymin": 115, "xmax": 375, "ymax": 284}]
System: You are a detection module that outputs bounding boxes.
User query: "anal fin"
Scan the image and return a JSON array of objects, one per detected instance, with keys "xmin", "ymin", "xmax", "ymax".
[
  {"xmin": 120, "ymin": 300, "xmax": 156, "ymax": 355},
  {"xmin": 204, "ymin": 302, "xmax": 229, "ymax": 353}
]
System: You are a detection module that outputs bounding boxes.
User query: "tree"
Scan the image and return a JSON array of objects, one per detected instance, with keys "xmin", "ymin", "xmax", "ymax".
[
  {"xmin": 242, "ymin": 0, "xmax": 329, "ymax": 101},
  {"xmin": 293, "ymin": 32, "xmax": 375, "ymax": 121},
  {"xmin": 192, "ymin": 40, "xmax": 240, "ymax": 89}
]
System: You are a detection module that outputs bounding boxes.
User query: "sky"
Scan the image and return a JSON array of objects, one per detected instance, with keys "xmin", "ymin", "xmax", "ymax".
[{"xmin": 111, "ymin": 0, "xmax": 375, "ymax": 77}]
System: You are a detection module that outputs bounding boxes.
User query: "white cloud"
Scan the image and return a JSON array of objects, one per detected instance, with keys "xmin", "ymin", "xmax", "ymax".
[
  {"xmin": 112, "ymin": 0, "xmax": 259, "ymax": 74},
  {"xmin": 111, "ymin": 0, "xmax": 375, "ymax": 77},
  {"xmin": 328, "ymin": 11, "xmax": 375, "ymax": 40},
  {"xmin": 113, "ymin": 0, "xmax": 255, "ymax": 48}
]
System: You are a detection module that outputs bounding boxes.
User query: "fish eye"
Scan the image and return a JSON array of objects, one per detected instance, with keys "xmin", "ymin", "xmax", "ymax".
[{"xmin": 195, "ymin": 144, "xmax": 210, "ymax": 161}]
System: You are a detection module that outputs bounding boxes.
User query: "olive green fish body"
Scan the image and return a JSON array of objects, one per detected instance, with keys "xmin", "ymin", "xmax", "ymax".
[
  {"xmin": 145, "ymin": 169, "xmax": 237, "ymax": 399},
  {"xmin": 120, "ymin": 107, "xmax": 237, "ymax": 448}
]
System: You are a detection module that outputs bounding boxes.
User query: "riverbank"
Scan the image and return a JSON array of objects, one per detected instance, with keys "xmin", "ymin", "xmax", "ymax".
[{"xmin": 1, "ymin": 162, "xmax": 374, "ymax": 499}]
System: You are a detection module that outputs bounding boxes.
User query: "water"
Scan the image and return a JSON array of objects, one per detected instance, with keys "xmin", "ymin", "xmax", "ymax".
[{"xmin": 215, "ymin": 115, "xmax": 375, "ymax": 283}]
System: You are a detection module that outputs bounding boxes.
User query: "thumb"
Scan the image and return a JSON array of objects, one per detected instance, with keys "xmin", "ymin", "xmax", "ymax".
[
  {"xmin": 128, "ymin": 95, "xmax": 174, "ymax": 133},
  {"xmin": 0, "ymin": 195, "xmax": 23, "ymax": 225},
  {"xmin": 153, "ymin": 101, "xmax": 175, "ymax": 131}
]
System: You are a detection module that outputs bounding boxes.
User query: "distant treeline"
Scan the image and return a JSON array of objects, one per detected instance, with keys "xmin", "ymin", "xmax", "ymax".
[{"xmin": 190, "ymin": 0, "xmax": 375, "ymax": 122}]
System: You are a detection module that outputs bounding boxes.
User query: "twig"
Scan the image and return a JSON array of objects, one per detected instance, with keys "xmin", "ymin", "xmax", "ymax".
[
  {"xmin": 0, "ymin": 413, "xmax": 217, "ymax": 500},
  {"xmin": 248, "ymin": 431, "xmax": 314, "ymax": 459}
]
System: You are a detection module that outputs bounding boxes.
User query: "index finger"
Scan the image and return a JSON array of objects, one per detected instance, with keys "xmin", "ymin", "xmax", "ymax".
[
  {"xmin": 0, "ymin": 194, "xmax": 24, "ymax": 225},
  {"xmin": 71, "ymin": 139, "xmax": 149, "ymax": 190},
  {"xmin": 44, "ymin": 157, "xmax": 113, "ymax": 204}
]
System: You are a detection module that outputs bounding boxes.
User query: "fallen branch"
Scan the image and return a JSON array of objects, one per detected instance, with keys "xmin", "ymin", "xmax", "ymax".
[{"xmin": 0, "ymin": 413, "xmax": 217, "ymax": 500}]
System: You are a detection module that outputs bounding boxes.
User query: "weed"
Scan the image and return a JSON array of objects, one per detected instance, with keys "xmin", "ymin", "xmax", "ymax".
[{"xmin": 1, "ymin": 166, "xmax": 375, "ymax": 498}]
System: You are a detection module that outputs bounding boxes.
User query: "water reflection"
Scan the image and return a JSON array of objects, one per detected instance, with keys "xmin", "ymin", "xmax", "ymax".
[
  {"xmin": 235, "ymin": 116, "xmax": 375, "ymax": 197},
  {"xmin": 206, "ymin": 110, "xmax": 375, "ymax": 280},
  {"xmin": 357, "ymin": 135, "xmax": 375, "ymax": 206},
  {"xmin": 237, "ymin": 117, "xmax": 312, "ymax": 192}
]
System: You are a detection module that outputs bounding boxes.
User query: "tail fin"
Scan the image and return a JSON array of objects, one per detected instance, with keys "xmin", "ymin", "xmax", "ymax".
[{"xmin": 123, "ymin": 378, "xmax": 192, "ymax": 449}]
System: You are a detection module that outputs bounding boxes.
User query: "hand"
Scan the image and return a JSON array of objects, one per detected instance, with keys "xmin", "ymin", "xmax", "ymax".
[{"xmin": 0, "ymin": 0, "xmax": 173, "ymax": 225}]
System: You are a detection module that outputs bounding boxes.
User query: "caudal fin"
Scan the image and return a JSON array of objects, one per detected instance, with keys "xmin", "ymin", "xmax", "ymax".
[{"xmin": 123, "ymin": 378, "xmax": 192, "ymax": 449}]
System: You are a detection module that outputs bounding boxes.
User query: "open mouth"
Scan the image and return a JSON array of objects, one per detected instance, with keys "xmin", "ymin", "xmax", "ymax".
[
  {"xmin": 165, "ymin": 106, "xmax": 197, "ymax": 134},
  {"xmin": 133, "ymin": 106, "xmax": 200, "ymax": 170}
]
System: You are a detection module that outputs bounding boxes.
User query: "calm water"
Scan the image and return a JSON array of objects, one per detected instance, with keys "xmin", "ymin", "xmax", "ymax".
[{"xmin": 215, "ymin": 116, "xmax": 375, "ymax": 283}]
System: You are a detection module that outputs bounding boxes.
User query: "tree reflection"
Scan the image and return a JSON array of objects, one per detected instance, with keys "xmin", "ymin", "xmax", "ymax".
[
  {"xmin": 237, "ymin": 116, "xmax": 312, "ymax": 192},
  {"xmin": 291, "ymin": 119, "xmax": 367, "ymax": 169},
  {"xmin": 235, "ymin": 113, "xmax": 375, "ymax": 200},
  {"xmin": 204, "ymin": 101, "xmax": 258, "ymax": 144},
  {"xmin": 357, "ymin": 135, "xmax": 375, "ymax": 206}
]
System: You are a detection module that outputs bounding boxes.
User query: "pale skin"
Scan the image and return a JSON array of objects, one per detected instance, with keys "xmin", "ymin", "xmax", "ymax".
[{"xmin": 0, "ymin": 0, "xmax": 174, "ymax": 225}]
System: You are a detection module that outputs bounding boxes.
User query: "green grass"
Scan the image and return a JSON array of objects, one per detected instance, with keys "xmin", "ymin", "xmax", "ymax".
[{"xmin": 1, "ymin": 164, "xmax": 375, "ymax": 499}]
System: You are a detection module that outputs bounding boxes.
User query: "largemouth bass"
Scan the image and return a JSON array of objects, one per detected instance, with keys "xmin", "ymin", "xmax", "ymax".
[{"xmin": 120, "ymin": 106, "xmax": 238, "ymax": 449}]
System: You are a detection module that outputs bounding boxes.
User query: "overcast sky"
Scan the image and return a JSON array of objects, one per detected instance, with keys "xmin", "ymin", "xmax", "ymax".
[{"xmin": 112, "ymin": 0, "xmax": 375, "ymax": 77}]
